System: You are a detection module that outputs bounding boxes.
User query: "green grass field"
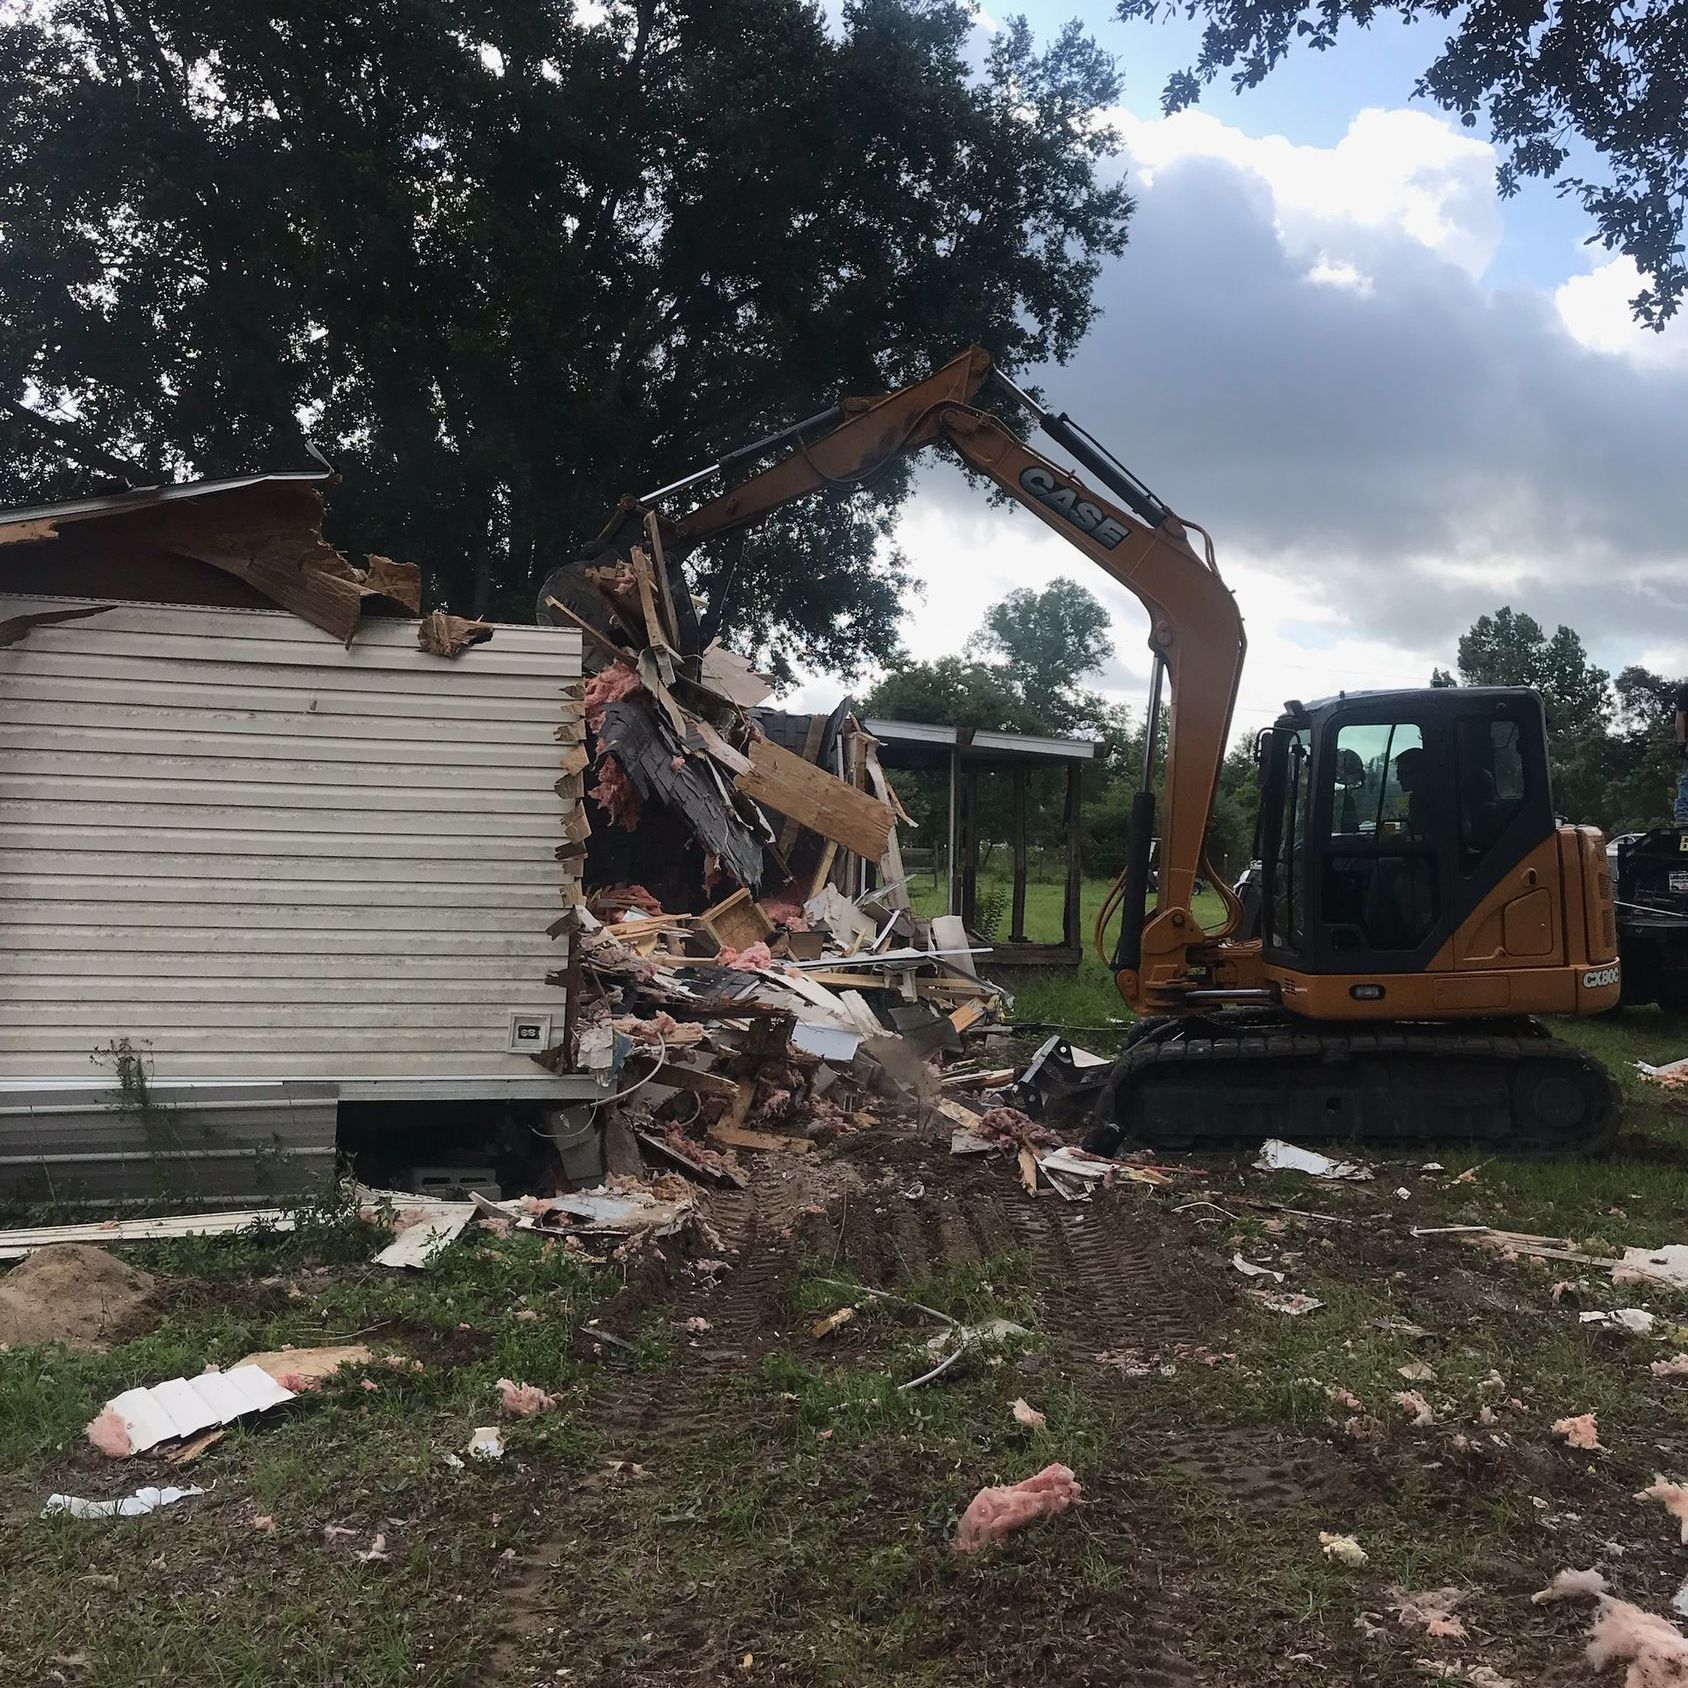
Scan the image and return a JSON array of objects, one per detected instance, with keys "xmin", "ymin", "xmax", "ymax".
[{"xmin": 910, "ymin": 870, "xmax": 1229, "ymax": 1030}]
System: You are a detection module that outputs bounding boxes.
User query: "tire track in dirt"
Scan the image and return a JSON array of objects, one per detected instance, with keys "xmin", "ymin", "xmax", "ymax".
[
  {"xmin": 1007, "ymin": 1194, "xmax": 1210, "ymax": 1357},
  {"xmin": 483, "ymin": 1164, "xmax": 858, "ymax": 1685}
]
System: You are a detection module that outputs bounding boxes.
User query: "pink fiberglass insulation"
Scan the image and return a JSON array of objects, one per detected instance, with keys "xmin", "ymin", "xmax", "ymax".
[
  {"xmin": 582, "ymin": 661, "xmax": 643, "ymax": 734},
  {"xmin": 1554, "ymin": 1412, "xmax": 1606, "ymax": 1451},
  {"xmin": 85, "ymin": 1407, "xmax": 132, "ymax": 1458},
  {"xmin": 952, "ymin": 1463, "xmax": 1082, "ymax": 1553},
  {"xmin": 1637, "ymin": 1478, "xmax": 1688, "ymax": 1543},
  {"xmin": 589, "ymin": 753, "xmax": 642, "ymax": 831},
  {"xmin": 974, "ymin": 1107, "xmax": 1061, "ymax": 1152},
  {"xmin": 612, "ymin": 1011, "xmax": 683, "ymax": 1044},
  {"xmin": 496, "ymin": 1379, "xmax": 558, "ymax": 1418},
  {"xmin": 1395, "ymin": 1390, "xmax": 1435, "ymax": 1427},
  {"xmin": 717, "ymin": 941, "xmax": 772, "ymax": 971},
  {"xmin": 1587, "ymin": 1598, "xmax": 1688, "ymax": 1686},
  {"xmin": 1532, "ymin": 1568, "xmax": 1610, "ymax": 1604},
  {"xmin": 1390, "ymin": 1586, "xmax": 1467, "ymax": 1640}
]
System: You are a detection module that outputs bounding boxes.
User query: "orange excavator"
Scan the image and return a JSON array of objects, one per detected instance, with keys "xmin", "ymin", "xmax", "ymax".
[{"xmin": 547, "ymin": 347, "xmax": 1621, "ymax": 1151}]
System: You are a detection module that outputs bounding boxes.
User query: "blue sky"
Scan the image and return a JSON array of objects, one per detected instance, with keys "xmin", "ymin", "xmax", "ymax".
[{"xmin": 793, "ymin": 2, "xmax": 1688, "ymax": 740}]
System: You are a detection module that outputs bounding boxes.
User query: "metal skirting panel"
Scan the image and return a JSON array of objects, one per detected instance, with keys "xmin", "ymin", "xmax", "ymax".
[{"xmin": 0, "ymin": 1082, "xmax": 339, "ymax": 1208}]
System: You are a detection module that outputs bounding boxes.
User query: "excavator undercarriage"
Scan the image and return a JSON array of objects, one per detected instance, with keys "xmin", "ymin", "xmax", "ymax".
[{"xmin": 1088, "ymin": 1011, "xmax": 1621, "ymax": 1156}]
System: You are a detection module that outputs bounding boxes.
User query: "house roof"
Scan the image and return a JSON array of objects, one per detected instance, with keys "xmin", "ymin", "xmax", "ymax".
[{"xmin": 0, "ymin": 467, "xmax": 333, "ymax": 537}]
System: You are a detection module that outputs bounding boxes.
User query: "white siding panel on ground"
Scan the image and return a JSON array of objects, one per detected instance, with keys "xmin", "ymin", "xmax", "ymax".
[{"xmin": 0, "ymin": 596, "xmax": 583, "ymax": 1086}]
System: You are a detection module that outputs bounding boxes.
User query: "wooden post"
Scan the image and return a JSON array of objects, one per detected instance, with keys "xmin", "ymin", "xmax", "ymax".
[
  {"xmin": 946, "ymin": 746, "xmax": 961, "ymax": 916},
  {"xmin": 1063, "ymin": 761, "xmax": 1084, "ymax": 953},
  {"xmin": 960, "ymin": 762, "xmax": 980, "ymax": 933},
  {"xmin": 1010, "ymin": 764, "xmax": 1029, "ymax": 943}
]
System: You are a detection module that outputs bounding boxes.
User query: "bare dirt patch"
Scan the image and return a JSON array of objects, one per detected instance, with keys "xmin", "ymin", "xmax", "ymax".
[{"xmin": 0, "ymin": 1243, "xmax": 158, "ymax": 1351}]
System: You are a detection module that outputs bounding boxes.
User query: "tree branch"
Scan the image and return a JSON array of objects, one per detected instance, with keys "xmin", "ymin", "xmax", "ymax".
[{"xmin": 0, "ymin": 398, "xmax": 144, "ymax": 483}]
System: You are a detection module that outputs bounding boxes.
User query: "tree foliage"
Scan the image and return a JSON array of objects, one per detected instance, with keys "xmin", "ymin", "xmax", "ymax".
[
  {"xmin": 1441, "ymin": 604, "xmax": 1683, "ymax": 831},
  {"xmin": 1116, "ymin": 0, "xmax": 1688, "ymax": 325},
  {"xmin": 968, "ymin": 576, "xmax": 1115, "ymax": 733},
  {"xmin": 0, "ymin": 0, "xmax": 1130, "ymax": 671}
]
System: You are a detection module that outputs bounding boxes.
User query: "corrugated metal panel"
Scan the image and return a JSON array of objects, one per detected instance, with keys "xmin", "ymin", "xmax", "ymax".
[
  {"xmin": 0, "ymin": 1081, "xmax": 337, "ymax": 1207},
  {"xmin": 0, "ymin": 596, "xmax": 582, "ymax": 1086}
]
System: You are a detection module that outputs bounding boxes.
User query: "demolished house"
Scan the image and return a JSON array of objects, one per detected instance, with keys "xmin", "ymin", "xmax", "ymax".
[
  {"xmin": 0, "ymin": 468, "xmax": 1070, "ymax": 1212},
  {"xmin": 0, "ymin": 468, "xmax": 598, "ymax": 1205}
]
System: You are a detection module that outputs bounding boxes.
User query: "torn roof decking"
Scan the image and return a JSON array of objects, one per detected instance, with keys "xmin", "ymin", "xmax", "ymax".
[{"xmin": 0, "ymin": 470, "xmax": 420, "ymax": 642}]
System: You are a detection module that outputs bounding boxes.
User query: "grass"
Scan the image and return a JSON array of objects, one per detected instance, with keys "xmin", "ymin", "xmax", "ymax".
[
  {"xmin": 0, "ymin": 1203, "xmax": 615, "ymax": 1686},
  {"xmin": 5, "ymin": 964, "xmax": 1688, "ymax": 1683}
]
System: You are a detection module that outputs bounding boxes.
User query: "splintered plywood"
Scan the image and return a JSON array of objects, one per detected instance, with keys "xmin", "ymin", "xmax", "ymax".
[{"xmin": 734, "ymin": 736, "xmax": 894, "ymax": 864}]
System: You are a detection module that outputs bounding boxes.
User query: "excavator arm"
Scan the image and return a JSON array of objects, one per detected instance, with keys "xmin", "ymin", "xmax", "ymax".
[{"xmin": 624, "ymin": 347, "xmax": 1249, "ymax": 1011}]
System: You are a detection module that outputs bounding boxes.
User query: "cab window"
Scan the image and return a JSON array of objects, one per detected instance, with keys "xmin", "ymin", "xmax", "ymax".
[
  {"xmin": 1322, "ymin": 720, "xmax": 1440, "ymax": 952},
  {"xmin": 1455, "ymin": 716, "xmax": 1527, "ymax": 869}
]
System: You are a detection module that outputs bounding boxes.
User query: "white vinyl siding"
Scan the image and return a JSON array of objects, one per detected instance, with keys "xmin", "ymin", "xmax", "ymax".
[{"xmin": 0, "ymin": 596, "xmax": 581, "ymax": 1084}]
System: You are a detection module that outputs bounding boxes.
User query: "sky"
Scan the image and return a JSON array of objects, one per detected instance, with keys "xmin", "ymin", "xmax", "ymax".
[{"xmin": 785, "ymin": 1, "xmax": 1688, "ymax": 738}]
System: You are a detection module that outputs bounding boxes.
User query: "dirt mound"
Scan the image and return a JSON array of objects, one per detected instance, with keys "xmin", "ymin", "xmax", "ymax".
[{"xmin": 0, "ymin": 1244, "xmax": 158, "ymax": 1351}]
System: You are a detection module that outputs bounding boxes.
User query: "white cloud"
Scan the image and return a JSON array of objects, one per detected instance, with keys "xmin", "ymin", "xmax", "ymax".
[
  {"xmin": 1112, "ymin": 107, "xmax": 1502, "ymax": 276},
  {"xmin": 1555, "ymin": 255, "xmax": 1688, "ymax": 370},
  {"xmin": 776, "ymin": 107, "xmax": 1688, "ymax": 746}
]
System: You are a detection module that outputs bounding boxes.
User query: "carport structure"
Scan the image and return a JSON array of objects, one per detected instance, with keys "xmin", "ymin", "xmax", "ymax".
[{"xmin": 866, "ymin": 718, "xmax": 1099, "ymax": 967}]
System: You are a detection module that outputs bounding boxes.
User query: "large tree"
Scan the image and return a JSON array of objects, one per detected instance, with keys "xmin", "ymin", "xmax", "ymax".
[
  {"xmin": 968, "ymin": 576, "xmax": 1116, "ymax": 735},
  {"xmin": 0, "ymin": 0, "xmax": 1130, "ymax": 672},
  {"xmin": 1116, "ymin": 0, "xmax": 1688, "ymax": 325}
]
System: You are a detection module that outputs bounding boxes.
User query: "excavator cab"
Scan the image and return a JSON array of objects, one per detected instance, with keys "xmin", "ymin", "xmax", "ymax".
[{"xmin": 1251, "ymin": 686, "xmax": 1618, "ymax": 1023}]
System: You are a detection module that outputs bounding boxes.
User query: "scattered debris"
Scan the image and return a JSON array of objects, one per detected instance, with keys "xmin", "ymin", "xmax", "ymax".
[
  {"xmin": 1650, "ymin": 1355, "xmax": 1688, "ymax": 1379},
  {"xmin": 1532, "ymin": 1568, "xmax": 1610, "ymax": 1604},
  {"xmin": 1553, "ymin": 1413, "xmax": 1606, "ymax": 1451},
  {"xmin": 87, "ymin": 1365, "xmax": 295, "ymax": 1458},
  {"xmin": 1413, "ymin": 1663, "xmax": 1515, "ymax": 1688},
  {"xmin": 1636, "ymin": 1478, "xmax": 1688, "ymax": 1543},
  {"xmin": 1398, "ymin": 1362, "xmax": 1439, "ymax": 1382},
  {"xmin": 1396, "ymin": 1390, "xmax": 1436, "ymax": 1427},
  {"xmin": 1390, "ymin": 1586, "xmax": 1468, "ymax": 1640},
  {"xmin": 953, "ymin": 1463, "xmax": 1083, "ymax": 1553},
  {"xmin": 1320, "ymin": 1531, "xmax": 1369, "ymax": 1567},
  {"xmin": 373, "ymin": 1203, "xmax": 479, "ymax": 1269},
  {"xmin": 1580, "ymin": 1308, "xmax": 1661, "ymax": 1336},
  {"xmin": 237, "ymin": 1345, "xmax": 373, "ymax": 1391},
  {"xmin": 1232, "ymin": 1252, "xmax": 1285, "ymax": 1283},
  {"xmin": 0, "ymin": 1208, "xmax": 298, "ymax": 1264},
  {"xmin": 466, "ymin": 1427, "xmax": 506, "ymax": 1462},
  {"xmin": 1011, "ymin": 1398, "xmax": 1047, "ymax": 1429},
  {"xmin": 42, "ymin": 1484, "xmax": 203, "ymax": 1521},
  {"xmin": 0, "ymin": 1244, "xmax": 157, "ymax": 1351},
  {"xmin": 810, "ymin": 1308, "xmax": 856, "ymax": 1339},
  {"xmin": 1254, "ymin": 1139, "xmax": 1373, "ymax": 1181},
  {"xmin": 1253, "ymin": 1291, "xmax": 1324, "ymax": 1316}
]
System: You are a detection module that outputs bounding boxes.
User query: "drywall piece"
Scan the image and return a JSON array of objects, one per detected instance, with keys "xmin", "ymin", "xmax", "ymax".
[
  {"xmin": 929, "ymin": 915, "xmax": 978, "ymax": 978},
  {"xmin": 373, "ymin": 1204, "xmax": 478, "ymax": 1269}
]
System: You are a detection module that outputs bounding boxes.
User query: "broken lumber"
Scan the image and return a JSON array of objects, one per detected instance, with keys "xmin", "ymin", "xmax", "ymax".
[
  {"xmin": 735, "ymin": 735, "xmax": 894, "ymax": 864},
  {"xmin": 707, "ymin": 1123, "xmax": 814, "ymax": 1155}
]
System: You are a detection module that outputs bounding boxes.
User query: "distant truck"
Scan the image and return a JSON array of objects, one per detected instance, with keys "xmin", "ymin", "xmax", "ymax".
[{"xmin": 1609, "ymin": 828, "xmax": 1688, "ymax": 1012}]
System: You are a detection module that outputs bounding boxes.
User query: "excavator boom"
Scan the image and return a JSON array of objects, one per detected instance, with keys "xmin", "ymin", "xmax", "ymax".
[{"xmin": 650, "ymin": 346, "xmax": 1246, "ymax": 1011}]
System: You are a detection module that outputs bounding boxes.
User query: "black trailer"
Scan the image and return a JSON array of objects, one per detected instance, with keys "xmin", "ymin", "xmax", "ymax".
[{"xmin": 1612, "ymin": 827, "xmax": 1688, "ymax": 1011}]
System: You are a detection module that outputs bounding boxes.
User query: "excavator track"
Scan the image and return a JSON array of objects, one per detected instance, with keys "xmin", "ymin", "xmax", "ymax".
[{"xmin": 1088, "ymin": 1012, "xmax": 1620, "ymax": 1156}]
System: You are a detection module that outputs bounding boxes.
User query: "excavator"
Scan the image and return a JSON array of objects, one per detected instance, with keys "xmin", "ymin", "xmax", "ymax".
[{"xmin": 545, "ymin": 346, "xmax": 1622, "ymax": 1152}]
